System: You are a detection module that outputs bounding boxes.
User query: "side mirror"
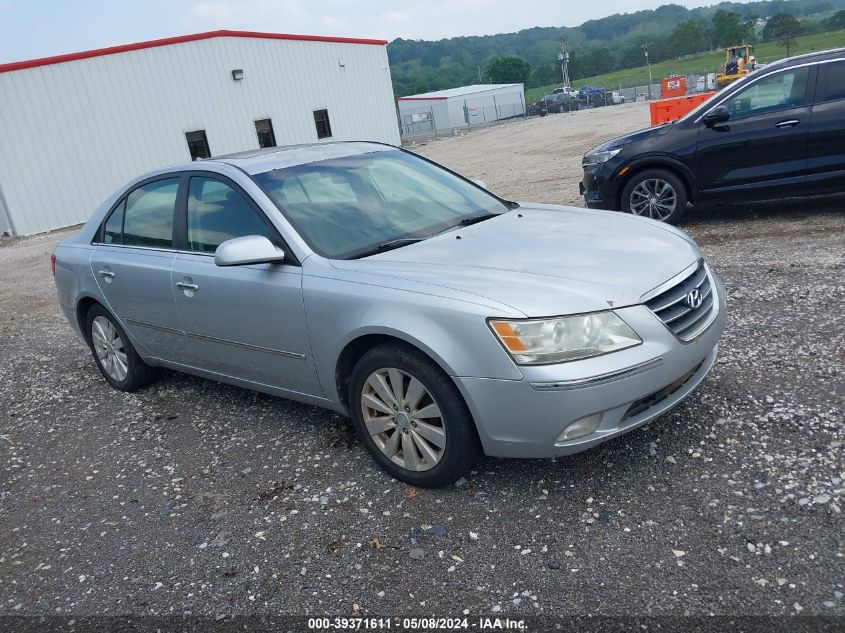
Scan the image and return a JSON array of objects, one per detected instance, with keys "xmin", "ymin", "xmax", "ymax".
[
  {"xmin": 215, "ymin": 235, "xmax": 286, "ymax": 267},
  {"xmin": 471, "ymin": 179, "xmax": 488, "ymax": 190},
  {"xmin": 703, "ymin": 105, "xmax": 730, "ymax": 127}
]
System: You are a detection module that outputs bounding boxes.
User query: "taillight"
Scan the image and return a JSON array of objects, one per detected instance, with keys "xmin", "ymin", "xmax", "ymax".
[{"xmin": 50, "ymin": 253, "xmax": 56, "ymax": 276}]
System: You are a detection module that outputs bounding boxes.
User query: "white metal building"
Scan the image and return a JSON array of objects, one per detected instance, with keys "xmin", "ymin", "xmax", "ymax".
[
  {"xmin": 397, "ymin": 84, "xmax": 525, "ymax": 135},
  {"xmin": 0, "ymin": 30, "xmax": 400, "ymax": 236}
]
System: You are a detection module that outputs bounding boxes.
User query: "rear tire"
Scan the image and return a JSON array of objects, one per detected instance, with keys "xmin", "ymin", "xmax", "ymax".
[
  {"xmin": 85, "ymin": 304, "xmax": 157, "ymax": 392},
  {"xmin": 348, "ymin": 342, "xmax": 481, "ymax": 488},
  {"xmin": 620, "ymin": 168, "xmax": 688, "ymax": 224}
]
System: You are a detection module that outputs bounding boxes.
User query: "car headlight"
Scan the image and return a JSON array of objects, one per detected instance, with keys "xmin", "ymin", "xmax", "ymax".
[
  {"xmin": 489, "ymin": 312, "xmax": 641, "ymax": 365},
  {"xmin": 582, "ymin": 148, "xmax": 622, "ymax": 167}
]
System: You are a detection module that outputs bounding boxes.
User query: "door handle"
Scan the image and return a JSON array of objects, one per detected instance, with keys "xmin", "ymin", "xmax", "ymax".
[
  {"xmin": 775, "ymin": 119, "xmax": 800, "ymax": 128},
  {"xmin": 176, "ymin": 281, "xmax": 199, "ymax": 291},
  {"xmin": 98, "ymin": 270, "xmax": 115, "ymax": 279}
]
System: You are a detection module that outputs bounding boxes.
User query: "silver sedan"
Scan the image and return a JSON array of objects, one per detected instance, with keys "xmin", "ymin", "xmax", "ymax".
[{"xmin": 52, "ymin": 142, "xmax": 725, "ymax": 487}]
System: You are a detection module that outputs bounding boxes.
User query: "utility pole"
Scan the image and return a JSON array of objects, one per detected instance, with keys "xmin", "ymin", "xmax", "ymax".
[
  {"xmin": 557, "ymin": 38, "xmax": 571, "ymax": 88},
  {"xmin": 478, "ymin": 66, "xmax": 483, "ymax": 83},
  {"xmin": 642, "ymin": 42, "xmax": 653, "ymax": 100}
]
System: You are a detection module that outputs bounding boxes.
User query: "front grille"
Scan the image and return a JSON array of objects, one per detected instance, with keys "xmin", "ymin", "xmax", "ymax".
[
  {"xmin": 621, "ymin": 361, "xmax": 703, "ymax": 421},
  {"xmin": 645, "ymin": 262, "xmax": 714, "ymax": 341}
]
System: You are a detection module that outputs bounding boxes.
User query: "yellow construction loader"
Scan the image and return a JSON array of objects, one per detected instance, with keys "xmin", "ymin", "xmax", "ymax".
[{"xmin": 716, "ymin": 44, "xmax": 755, "ymax": 88}]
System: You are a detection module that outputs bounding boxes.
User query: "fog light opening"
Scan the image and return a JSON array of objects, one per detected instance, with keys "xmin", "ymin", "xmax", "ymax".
[{"xmin": 557, "ymin": 412, "xmax": 603, "ymax": 442}]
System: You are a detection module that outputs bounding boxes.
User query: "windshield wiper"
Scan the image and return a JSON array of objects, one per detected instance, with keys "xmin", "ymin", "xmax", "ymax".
[
  {"xmin": 354, "ymin": 213, "xmax": 502, "ymax": 258},
  {"xmin": 436, "ymin": 212, "xmax": 501, "ymax": 235},
  {"xmin": 355, "ymin": 237, "xmax": 426, "ymax": 258}
]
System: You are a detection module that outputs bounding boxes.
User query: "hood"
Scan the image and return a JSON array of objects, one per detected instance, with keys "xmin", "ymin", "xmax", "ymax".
[
  {"xmin": 331, "ymin": 206, "xmax": 700, "ymax": 317},
  {"xmin": 588, "ymin": 123, "xmax": 673, "ymax": 155}
]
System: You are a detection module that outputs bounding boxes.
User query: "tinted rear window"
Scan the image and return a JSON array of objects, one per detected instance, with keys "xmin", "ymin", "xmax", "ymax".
[{"xmin": 818, "ymin": 60, "xmax": 845, "ymax": 103}]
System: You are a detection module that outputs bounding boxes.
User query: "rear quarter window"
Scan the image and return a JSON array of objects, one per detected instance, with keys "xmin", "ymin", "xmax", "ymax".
[{"xmin": 102, "ymin": 200, "xmax": 124, "ymax": 244}]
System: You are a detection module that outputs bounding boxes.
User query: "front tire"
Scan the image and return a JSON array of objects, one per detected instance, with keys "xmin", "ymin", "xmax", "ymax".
[
  {"xmin": 86, "ymin": 304, "xmax": 157, "ymax": 392},
  {"xmin": 348, "ymin": 342, "xmax": 481, "ymax": 487},
  {"xmin": 620, "ymin": 168, "xmax": 688, "ymax": 224}
]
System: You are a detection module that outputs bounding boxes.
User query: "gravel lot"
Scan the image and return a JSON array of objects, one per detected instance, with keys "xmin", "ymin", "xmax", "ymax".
[{"xmin": 1, "ymin": 102, "xmax": 843, "ymax": 628}]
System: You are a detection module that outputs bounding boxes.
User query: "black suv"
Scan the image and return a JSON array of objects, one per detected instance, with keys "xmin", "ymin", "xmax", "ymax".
[{"xmin": 580, "ymin": 48, "xmax": 845, "ymax": 223}]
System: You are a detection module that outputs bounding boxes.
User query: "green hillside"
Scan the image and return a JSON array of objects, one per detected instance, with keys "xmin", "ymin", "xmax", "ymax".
[
  {"xmin": 389, "ymin": 0, "xmax": 845, "ymax": 98},
  {"xmin": 525, "ymin": 28, "xmax": 845, "ymax": 101}
]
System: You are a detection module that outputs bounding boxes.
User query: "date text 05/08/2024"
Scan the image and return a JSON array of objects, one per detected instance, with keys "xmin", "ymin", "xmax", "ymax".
[{"xmin": 307, "ymin": 617, "xmax": 527, "ymax": 630}]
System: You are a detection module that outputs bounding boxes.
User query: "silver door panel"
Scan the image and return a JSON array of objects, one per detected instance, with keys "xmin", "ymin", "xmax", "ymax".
[
  {"xmin": 89, "ymin": 245, "xmax": 181, "ymax": 358},
  {"xmin": 170, "ymin": 253, "xmax": 322, "ymax": 396}
]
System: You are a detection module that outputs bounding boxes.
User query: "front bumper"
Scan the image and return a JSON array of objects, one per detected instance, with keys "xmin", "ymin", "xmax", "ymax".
[
  {"xmin": 580, "ymin": 163, "xmax": 618, "ymax": 210},
  {"xmin": 454, "ymin": 272, "xmax": 727, "ymax": 458}
]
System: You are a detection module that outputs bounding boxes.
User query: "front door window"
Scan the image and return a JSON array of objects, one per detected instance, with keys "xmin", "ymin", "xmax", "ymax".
[{"xmin": 724, "ymin": 67, "xmax": 810, "ymax": 119}]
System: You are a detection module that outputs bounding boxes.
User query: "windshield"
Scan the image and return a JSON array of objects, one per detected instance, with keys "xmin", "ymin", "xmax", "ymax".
[{"xmin": 252, "ymin": 149, "xmax": 509, "ymax": 259}]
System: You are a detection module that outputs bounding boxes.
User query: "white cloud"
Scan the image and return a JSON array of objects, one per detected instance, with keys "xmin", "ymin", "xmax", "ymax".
[
  {"xmin": 179, "ymin": 0, "xmax": 718, "ymax": 41},
  {"xmin": 191, "ymin": 2, "xmax": 236, "ymax": 22},
  {"xmin": 0, "ymin": 0, "xmax": 733, "ymax": 65}
]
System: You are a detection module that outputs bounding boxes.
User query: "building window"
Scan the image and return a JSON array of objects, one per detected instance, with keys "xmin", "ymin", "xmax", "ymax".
[
  {"xmin": 313, "ymin": 109, "xmax": 332, "ymax": 139},
  {"xmin": 185, "ymin": 130, "xmax": 211, "ymax": 161},
  {"xmin": 254, "ymin": 119, "xmax": 277, "ymax": 148}
]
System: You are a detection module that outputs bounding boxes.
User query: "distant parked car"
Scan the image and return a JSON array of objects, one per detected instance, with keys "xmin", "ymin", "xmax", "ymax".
[
  {"xmin": 610, "ymin": 91, "xmax": 626, "ymax": 105},
  {"xmin": 53, "ymin": 142, "xmax": 725, "ymax": 487},
  {"xmin": 528, "ymin": 100, "xmax": 548, "ymax": 116},
  {"xmin": 578, "ymin": 85, "xmax": 603, "ymax": 98},
  {"xmin": 580, "ymin": 48, "xmax": 845, "ymax": 223},
  {"xmin": 542, "ymin": 92, "xmax": 576, "ymax": 113},
  {"xmin": 552, "ymin": 86, "xmax": 579, "ymax": 98}
]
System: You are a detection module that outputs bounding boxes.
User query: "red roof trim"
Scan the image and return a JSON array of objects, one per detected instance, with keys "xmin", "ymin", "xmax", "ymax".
[
  {"xmin": 0, "ymin": 29, "xmax": 388, "ymax": 74},
  {"xmin": 397, "ymin": 96, "xmax": 448, "ymax": 101}
]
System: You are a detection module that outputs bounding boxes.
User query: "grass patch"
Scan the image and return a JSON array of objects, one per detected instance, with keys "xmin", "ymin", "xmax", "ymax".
[{"xmin": 525, "ymin": 29, "xmax": 845, "ymax": 102}]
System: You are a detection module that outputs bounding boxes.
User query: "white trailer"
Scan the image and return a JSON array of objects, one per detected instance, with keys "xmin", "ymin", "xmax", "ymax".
[{"xmin": 397, "ymin": 83, "xmax": 525, "ymax": 136}]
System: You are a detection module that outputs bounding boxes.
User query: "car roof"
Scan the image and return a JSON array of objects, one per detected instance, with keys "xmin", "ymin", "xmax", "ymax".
[
  {"xmin": 207, "ymin": 141, "xmax": 397, "ymax": 175},
  {"xmin": 763, "ymin": 47, "xmax": 845, "ymax": 72}
]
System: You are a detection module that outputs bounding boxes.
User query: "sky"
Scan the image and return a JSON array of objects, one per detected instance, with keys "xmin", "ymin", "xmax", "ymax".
[{"xmin": 0, "ymin": 0, "xmax": 728, "ymax": 64}]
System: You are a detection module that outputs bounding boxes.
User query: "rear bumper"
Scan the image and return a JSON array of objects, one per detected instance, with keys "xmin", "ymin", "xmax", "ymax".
[{"xmin": 455, "ymin": 273, "xmax": 726, "ymax": 458}]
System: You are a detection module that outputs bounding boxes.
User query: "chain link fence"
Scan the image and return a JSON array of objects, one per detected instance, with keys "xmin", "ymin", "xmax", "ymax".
[
  {"xmin": 399, "ymin": 99, "xmax": 528, "ymax": 146},
  {"xmin": 400, "ymin": 66, "xmax": 736, "ymax": 143}
]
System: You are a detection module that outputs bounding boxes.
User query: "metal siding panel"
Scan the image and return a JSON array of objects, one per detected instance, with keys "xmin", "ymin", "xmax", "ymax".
[
  {"xmin": 0, "ymin": 36, "xmax": 399, "ymax": 235},
  {"xmin": 0, "ymin": 182, "xmax": 13, "ymax": 235}
]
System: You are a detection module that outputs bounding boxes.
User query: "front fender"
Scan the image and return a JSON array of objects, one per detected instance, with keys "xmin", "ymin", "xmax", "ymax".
[
  {"xmin": 620, "ymin": 154, "xmax": 698, "ymax": 201},
  {"xmin": 303, "ymin": 274, "xmax": 525, "ymax": 405}
]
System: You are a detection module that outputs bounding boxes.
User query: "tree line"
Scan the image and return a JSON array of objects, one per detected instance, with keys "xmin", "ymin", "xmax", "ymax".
[{"xmin": 388, "ymin": 0, "xmax": 845, "ymax": 96}]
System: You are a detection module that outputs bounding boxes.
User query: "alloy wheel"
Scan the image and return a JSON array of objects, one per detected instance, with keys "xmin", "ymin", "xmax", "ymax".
[
  {"xmin": 629, "ymin": 178, "xmax": 677, "ymax": 221},
  {"xmin": 91, "ymin": 316, "xmax": 128, "ymax": 382},
  {"xmin": 360, "ymin": 368, "xmax": 446, "ymax": 472}
]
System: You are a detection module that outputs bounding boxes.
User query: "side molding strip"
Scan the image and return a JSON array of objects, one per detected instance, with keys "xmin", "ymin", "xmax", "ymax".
[{"xmin": 124, "ymin": 318, "xmax": 306, "ymax": 360}]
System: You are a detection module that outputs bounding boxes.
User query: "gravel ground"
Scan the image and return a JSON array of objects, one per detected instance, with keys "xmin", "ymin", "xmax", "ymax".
[{"xmin": 1, "ymin": 102, "xmax": 844, "ymax": 629}]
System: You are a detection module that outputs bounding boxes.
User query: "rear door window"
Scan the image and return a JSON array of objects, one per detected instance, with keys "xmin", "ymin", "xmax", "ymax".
[
  {"xmin": 816, "ymin": 60, "xmax": 845, "ymax": 103},
  {"xmin": 122, "ymin": 179, "xmax": 179, "ymax": 248}
]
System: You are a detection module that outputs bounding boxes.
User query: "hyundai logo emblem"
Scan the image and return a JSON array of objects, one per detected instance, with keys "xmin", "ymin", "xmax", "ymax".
[{"xmin": 686, "ymin": 288, "xmax": 704, "ymax": 310}]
